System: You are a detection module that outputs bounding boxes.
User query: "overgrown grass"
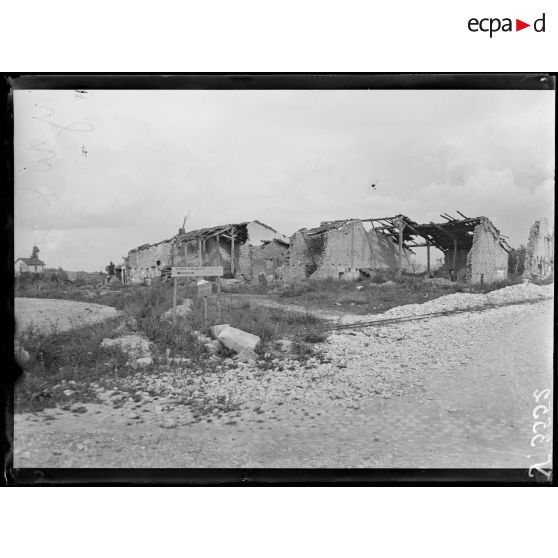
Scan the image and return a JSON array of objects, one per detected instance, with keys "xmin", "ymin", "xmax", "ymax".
[
  {"xmin": 133, "ymin": 283, "xmax": 328, "ymax": 355},
  {"xmin": 200, "ymin": 298, "xmax": 326, "ymax": 345},
  {"xmin": 19, "ymin": 273, "xmax": 535, "ymax": 413},
  {"xmin": 15, "ymin": 318, "xmax": 135, "ymax": 412},
  {"xmin": 274, "ymin": 275, "xmax": 527, "ymax": 315},
  {"xmin": 15, "ymin": 279, "xmax": 328, "ymax": 412}
]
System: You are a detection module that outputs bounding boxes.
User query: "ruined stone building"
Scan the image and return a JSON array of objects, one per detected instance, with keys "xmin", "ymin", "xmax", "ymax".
[
  {"xmin": 406, "ymin": 215, "xmax": 511, "ymax": 284},
  {"xmin": 523, "ymin": 217, "xmax": 554, "ymax": 279},
  {"xmin": 125, "ymin": 220, "xmax": 289, "ymax": 284},
  {"xmin": 124, "ymin": 211, "xmax": 512, "ymax": 286},
  {"xmin": 278, "ymin": 213, "xmax": 510, "ymax": 285},
  {"xmin": 279, "ymin": 219, "xmax": 413, "ymax": 282}
]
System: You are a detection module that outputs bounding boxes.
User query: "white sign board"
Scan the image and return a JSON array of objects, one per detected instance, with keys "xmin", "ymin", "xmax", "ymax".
[{"xmin": 171, "ymin": 266, "xmax": 224, "ymax": 278}]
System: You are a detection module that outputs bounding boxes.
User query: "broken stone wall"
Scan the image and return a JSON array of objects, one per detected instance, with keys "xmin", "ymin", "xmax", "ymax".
[
  {"xmin": 279, "ymin": 221, "xmax": 412, "ymax": 282},
  {"xmin": 312, "ymin": 222, "xmax": 413, "ymax": 280},
  {"xmin": 442, "ymin": 248, "xmax": 469, "ymax": 282},
  {"xmin": 311, "ymin": 221, "xmax": 373, "ymax": 280},
  {"xmin": 466, "ymin": 220, "xmax": 509, "ymax": 284},
  {"xmin": 278, "ymin": 231, "xmax": 316, "ymax": 282},
  {"xmin": 126, "ymin": 240, "xmax": 173, "ymax": 284},
  {"xmin": 172, "ymin": 237, "xmax": 237, "ymax": 276},
  {"xmin": 246, "ymin": 221, "xmax": 288, "ymax": 245},
  {"xmin": 523, "ymin": 218, "xmax": 554, "ymax": 279},
  {"xmin": 366, "ymin": 227, "xmax": 412, "ymax": 272},
  {"xmin": 238, "ymin": 240, "xmax": 289, "ymax": 282},
  {"xmin": 125, "ymin": 221, "xmax": 286, "ymax": 284},
  {"xmin": 238, "ymin": 221, "xmax": 290, "ymax": 281}
]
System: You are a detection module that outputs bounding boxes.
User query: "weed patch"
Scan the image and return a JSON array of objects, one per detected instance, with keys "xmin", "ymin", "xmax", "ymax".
[{"xmin": 15, "ymin": 318, "xmax": 138, "ymax": 412}]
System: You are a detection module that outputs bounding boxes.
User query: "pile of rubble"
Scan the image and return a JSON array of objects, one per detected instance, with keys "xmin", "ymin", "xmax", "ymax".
[
  {"xmin": 162, "ymin": 299, "xmax": 193, "ymax": 320},
  {"xmin": 101, "ymin": 320, "xmax": 264, "ymax": 369},
  {"xmin": 486, "ymin": 282, "xmax": 553, "ymax": 305},
  {"xmin": 341, "ymin": 281, "xmax": 553, "ymax": 324},
  {"xmin": 101, "ymin": 335, "xmax": 153, "ymax": 369}
]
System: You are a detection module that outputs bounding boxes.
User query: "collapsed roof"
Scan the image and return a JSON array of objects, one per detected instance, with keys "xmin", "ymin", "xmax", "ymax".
[
  {"xmin": 128, "ymin": 220, "xmax": 287, "ymax": 255},
  {"xmin": 410, "ymin": 217, "xmax": 511, "ymax": 253},
  {"xmin": 321, "ymin": 212, "xmax": 511, "ymax": 254},
  {"xmin": 176, "ymin": 222, "xmax": 250, "ymax": 244},
  {"xmin": 311, "ymin": 216, "xmax": 419, "ymax": 254}
]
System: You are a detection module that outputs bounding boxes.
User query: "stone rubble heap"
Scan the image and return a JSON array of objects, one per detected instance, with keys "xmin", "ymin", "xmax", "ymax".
[
  {"xmin": 101, "ymin": 334, "xmax": 153, "ymax": 368},
  {"xmin": 340, "ymin": 282, "xmax": 553, "ymax": 324},
  {"xmin": 162, "ymin": 299, "xmax": 193, "ymax": 320}
]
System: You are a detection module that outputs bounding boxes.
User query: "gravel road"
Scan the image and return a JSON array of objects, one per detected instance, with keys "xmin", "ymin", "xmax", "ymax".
[
  {"xmin": 13, "ymin": 298, "xmax": 553, "ymax": 469},
  {"xmin": 14, "ymin": 297, "xmax": 119, "ymax": 335}
]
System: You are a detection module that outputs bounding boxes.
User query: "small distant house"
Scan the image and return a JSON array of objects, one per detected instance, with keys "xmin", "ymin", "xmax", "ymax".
[{"xmin": 14, "ymin": 256, "xmax": 45, "ymax": 276}]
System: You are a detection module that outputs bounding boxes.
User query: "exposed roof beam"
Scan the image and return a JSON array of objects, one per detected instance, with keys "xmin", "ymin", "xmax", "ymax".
[
  {"xmin": 441, "ymin": 213, "xmax": 458, "ymax": 222},
  {"xmin": 430, "ymin": 221, "xmax": 457, "ymax": 241},
  {"xmin": 403, "ymin": 221, "xmax": 424, "ymax": 238}
]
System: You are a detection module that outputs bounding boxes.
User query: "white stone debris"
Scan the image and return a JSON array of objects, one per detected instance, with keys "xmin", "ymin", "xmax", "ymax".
[
  {"xmin": 14, "ymin": 340, "xmax": 30, "ymax": 365},
  {"xmin": 235, "ymin": 347, "xmax": 259, "ymax": 362},
  {"xmin": 210, "ymin": 324, "xmax": 230, "ymax": 338},
  {"xmin": 204, "ymin": 340, "xmax": 222, "ymax": 355},
  {"xmin": 167, "ymin": 357, "xmax": 190, "ymax": 365},
  {"xmin": 101, "ymin": 335, "xmax": 152, "ymax": 360},
  {"xmin": 486, "ymin": 282, "xmax": 553, "ymax": 305},
  {"xmin": 339, "ymin": 282, "xmax": 553, "ymax": 325},
  {"xmin": 132, "ymin": 357, "xmax": 154, "ymax": 369},
  {"xmin": 211, "ymin": 325, "xmax": 261, "ymax": 353},
  {"xmin": 275, "ymin": 338, "xmax": 293, "ymax": 353},
  {"xmin": 162, "ymin": 299, "xmax": 193, "ymax": 320},
  {"xmin": 376, "ymin": 280, "xmax": 396, "ymax": 287}
]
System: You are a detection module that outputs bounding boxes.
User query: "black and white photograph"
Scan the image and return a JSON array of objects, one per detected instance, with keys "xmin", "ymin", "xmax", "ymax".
[{"xmin": 8, "ymin": 75, "xmax": 554, "ymax": 479}]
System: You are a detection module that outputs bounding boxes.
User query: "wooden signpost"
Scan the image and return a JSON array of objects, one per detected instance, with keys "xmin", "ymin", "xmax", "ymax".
[{"xmin": 170, "ymin": 266, "xmax": 224, "ymax": 324}]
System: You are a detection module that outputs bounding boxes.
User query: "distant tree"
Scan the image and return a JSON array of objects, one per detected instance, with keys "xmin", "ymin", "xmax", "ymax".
[
  {"xmin": 508, "ymin": 245, "xmax": 526, "ymax": 277},
  {"xmin": 105, "ymin": 261, "xmax": 115, "ymax": 276},
  {"xmin": 31, "ymin": 246, "xmax": 40, "ymax": 259}
]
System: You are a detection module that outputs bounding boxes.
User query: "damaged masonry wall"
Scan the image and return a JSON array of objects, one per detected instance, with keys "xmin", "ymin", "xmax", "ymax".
[
  {"xmin": 523, "ymin": 217, "xmax": 554, "ymax": 279},
  {"xmin": 411, "ymin": 215, "xmax": 509, "ymax": 285},
  {"xmin": 125, "ymin": 240, "xmax": 173, "ymax": 284},
  {"xmin": 465, "ymin": 218, "xmax": 509, "ymax": 284},
  {"xmin": 279, "ymin": 220, "xmax": 412, "ymax": 282},
  {"xmin": 125, "ymin": 220, "xmax": 288, "ymax": 284}
]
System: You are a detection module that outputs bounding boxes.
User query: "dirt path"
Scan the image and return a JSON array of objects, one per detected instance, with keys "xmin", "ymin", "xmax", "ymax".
[
  {"xmin": 223, "ymin": 293, "xmax": 352, "ymax": 322},
  {"xmin": 13, "ymin": 300, "xmax": 553, "ymax": 469},
  {"xmin": 14, "ymin": 297, "xmax": 120, "ymax": 335}
]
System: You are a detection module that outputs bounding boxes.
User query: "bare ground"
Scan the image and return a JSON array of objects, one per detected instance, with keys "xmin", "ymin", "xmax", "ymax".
[
  {"xmin": 14, "ymin": 297, "xmax": 120, "ymax": 335},
  {"xmin": 12, "ymin": 299, "xmax": 553, "ymax": 469}
]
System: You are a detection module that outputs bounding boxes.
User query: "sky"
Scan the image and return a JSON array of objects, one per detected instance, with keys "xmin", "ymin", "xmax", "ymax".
[{"xmin": 14, "ymin": 88, "xmax": 555, "ymax": 271}]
